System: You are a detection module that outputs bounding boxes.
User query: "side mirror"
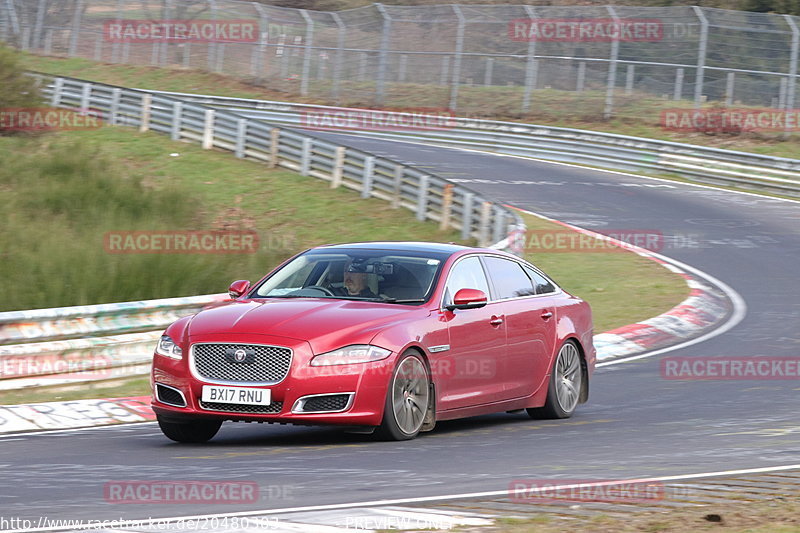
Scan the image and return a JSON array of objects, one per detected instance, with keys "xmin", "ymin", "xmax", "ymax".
[
  {"xmin": 446, "ymin": 288, "xmax": 488, "ymax": 311},
  {"xmin": 228, "ymin": 280, "xmax": 251, "ymax": 299}
]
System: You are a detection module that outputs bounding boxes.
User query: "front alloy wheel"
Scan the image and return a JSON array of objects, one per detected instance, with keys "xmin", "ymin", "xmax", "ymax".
[
  {"xmin": 376, "ymin": 351, "xmax": 430, "ymax": 440},
  {"xmin": 528, "ymin": 340, "xmax": 583, "ymax": 419}
]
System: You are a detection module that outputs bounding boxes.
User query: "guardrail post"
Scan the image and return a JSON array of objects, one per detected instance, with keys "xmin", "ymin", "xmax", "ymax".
[
  {"xmin": 80, "ymin": 82, "xmax": 91, "ymax": 113},
  {"xmin": 235, "ymin": 118, "xmax": 248, "ymax": 158},
  {"xmin": 375, "ymin": 4, "xmax": 392, "ymax": 106},
  {"xmin": 32, "ymin": 0, "xmax": 46, "ymax": 50},
  {"xmin": 68, "ymin": 0, "xmax": 84, "ymax": 57},
  {"xmin": 109, "ymin": 88, "xmax": 121, "ymax": 125},
  {"xmin": 50, "ymin": 77, "xmax": 64, "ymax": 107},
  {"xmin": 361, "ymin": 156, "xmax": 375, "ymax": 198},
  {"xmin": 299, "ymin": 9, "xmax": 314, "ymax": 97},
  {"xmin": 449, "ymin": 5, "xmax": 465, "ymax": 111},
  {"xmin": 674, "ymin": 68, "xmax": 684, "ymax": 100},
  {"xmin": 461, "ymin": 192, "xmax": 473, "ymax": 240},
  {"xmin": 392, "ymin": 165, "xmax": 403, "ymax": 208},
  {"xmin": 478, "ymin": 201, "xmax": 492, "ymax": 247},
  {"xmin": 492, "ymin": 207, "xmax": 506, "ymax": 244},
  {"xmin": 439, "ymin": 183, "xmax": 453, "ymax": 230},
  {"xmin": 300, "ymin": 138, "xmax": 312, "ymax": 176},
  {"xmin": 692, "ymin": 6, "xmax": 709, "ymax": 109},
  {"xmin": 269, "ymin": 128, "xmax": 280, "ymax": 168},
  {"xmin": 202, "ymin": 109, "xmax": 215, "ymax": 149},
  {"xmin": 170, "ymin": 101, "xmax": 182, "ymax": 140},
  {"xmin": 522, "ymin": 6, "xmax": 538, "ymax": 113},
  {"xmin": 604, "ymin": 6, "xmax": 620, "ymax": 119},
  {"xmin": 416, "ymin": 175, "xmax": 429, "ymax": 221},
  {"xmin": 331, "ymin": 147, "xmax": 345, "ymax": 188},
  {"xmin": 139, "ymin": 94, "xmax": 152, "ymax": 133}
]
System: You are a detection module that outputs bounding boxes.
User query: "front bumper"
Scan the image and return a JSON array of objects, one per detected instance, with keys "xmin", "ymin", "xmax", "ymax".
[{"xmin": 151, "ymin": 334, "xmax": 394, "ymax": 427}]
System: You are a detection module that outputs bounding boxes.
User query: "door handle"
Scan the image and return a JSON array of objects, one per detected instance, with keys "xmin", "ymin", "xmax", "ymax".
[
  {"xmin": 489, "ymin": 315, "xmax": 504, "ymax": 326},
  {"xmin": 541, "ymin": 311, "xmax": 554, "ymax": 320}
]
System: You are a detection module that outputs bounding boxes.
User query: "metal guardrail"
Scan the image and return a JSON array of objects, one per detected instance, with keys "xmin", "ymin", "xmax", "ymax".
[
  {"xmin": 2, "ymin": 74, "xmax": 523, "ymax": 388},
  {"xmin": 135, "ymin": 89, "xmax": 800, "ymax": 197}
]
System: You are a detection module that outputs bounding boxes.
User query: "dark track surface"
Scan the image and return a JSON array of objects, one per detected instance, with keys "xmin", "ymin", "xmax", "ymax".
[{"xmin": 1, "ymin": 135, "xmax": 798, "ymax": 524}]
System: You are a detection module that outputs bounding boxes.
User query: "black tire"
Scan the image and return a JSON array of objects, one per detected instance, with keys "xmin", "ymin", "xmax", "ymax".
[
  {"xmin": 375, "ymin": 351, "xmax": 430, "ymax": 441},
  {"xmin": 157, "ymin": 416, "xmax": 222, "ymax": 443},
  {"xmin": 527, "ymin": 340, "xmax": 583, "ymax": 420}
]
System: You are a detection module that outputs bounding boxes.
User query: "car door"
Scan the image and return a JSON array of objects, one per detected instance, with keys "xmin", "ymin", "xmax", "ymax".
[
  {"xmin": 482, "ymin": 256, "xmax": 557, "ymax": 400},
  {"xmin": 436, "ymin": 255, "xmax": 507, "ymax": 411}
]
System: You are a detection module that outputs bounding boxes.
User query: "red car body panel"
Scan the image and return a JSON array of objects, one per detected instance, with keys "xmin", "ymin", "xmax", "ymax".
[{"xmin": 151, "ymin": 243, "xmax": 595, "ymax": 431}]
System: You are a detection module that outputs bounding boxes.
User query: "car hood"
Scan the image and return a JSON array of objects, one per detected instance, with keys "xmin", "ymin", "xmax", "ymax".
[{"xmin": 187, "ymin": 298, "xmax": 422, "ymax": 353}]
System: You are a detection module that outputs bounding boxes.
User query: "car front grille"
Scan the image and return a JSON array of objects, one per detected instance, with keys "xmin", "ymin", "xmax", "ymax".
[
  {"xmin": 192, "ymin": 343, "xmax": 292, "ymax": 384},
  {"xmin": 199, "ymin": 400, "xmax": 283, "ymax": 414},
  {"xmin": 155, "ymin": 384, "xmax": 186, "ymax": 407},
  {"xmin": 301, "ymin": 394, "xmax": 351, "ymax": 412}
]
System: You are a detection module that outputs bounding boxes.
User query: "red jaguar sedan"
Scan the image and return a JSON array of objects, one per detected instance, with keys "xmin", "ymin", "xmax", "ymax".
[{"xmin": 151, "ymin": 242, "xmax": 595, "ymax": 442}]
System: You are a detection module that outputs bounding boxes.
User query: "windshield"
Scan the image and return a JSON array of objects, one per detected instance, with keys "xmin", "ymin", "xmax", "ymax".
[{"xmin": 250, "ymin": 248, "xmax": 449, "ymax": 303}]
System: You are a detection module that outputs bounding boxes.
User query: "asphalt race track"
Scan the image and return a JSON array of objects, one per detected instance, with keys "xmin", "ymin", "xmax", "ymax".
[{"xmin": 1, "ymin": 135, "xmax": 799, "ymax": 526}]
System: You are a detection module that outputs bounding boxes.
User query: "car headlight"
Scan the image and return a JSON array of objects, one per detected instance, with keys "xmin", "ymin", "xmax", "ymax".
[
  {"xmin": 155, "ymin": 335, "xmax": 183, "ymax": 360},
  {"xmin": 310, "ymin": 345, "xmax": 391, "ymax": 366}
]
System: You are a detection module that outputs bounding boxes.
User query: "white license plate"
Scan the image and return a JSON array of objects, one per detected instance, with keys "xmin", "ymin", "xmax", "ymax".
[{"xmin": 201, "ymin": 385, "xmax": 271, "ymax": 406}]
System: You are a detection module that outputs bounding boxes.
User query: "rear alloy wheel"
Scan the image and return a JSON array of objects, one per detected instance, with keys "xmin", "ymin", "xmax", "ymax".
[
  {"xmin": 376, "ymin": 351, "xmax": 430, "ymax": 441},
  {"xmin": 527, "ymin": 340, "xmax": 583, "ymax": 419},
  {"xmin": 157, "ymin": 416, "xmax": 222, "ymax": 443}
]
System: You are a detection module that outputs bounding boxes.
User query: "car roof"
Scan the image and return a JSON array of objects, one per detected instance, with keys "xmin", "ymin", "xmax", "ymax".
[{"xmin": 312, "ymin": 241, "xmax": 478, "ymax": 255}]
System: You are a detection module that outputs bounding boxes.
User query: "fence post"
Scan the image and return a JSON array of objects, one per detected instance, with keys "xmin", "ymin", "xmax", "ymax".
[
  {"xmin": 484, "ymin": 57, "xmax": 494, "ymax": 86},
  {"xmin": 461, "ymin": 192, "xmax": 474, "ymax": 240},
  {"xmin": 577, "ymin": 61, "xmax": 586, "ymax": 92},
  {"xmin": 725, "ymin": 72, "xmax": 735, "ymax": 106},
  {"xmin": 269, "ymin": 128, "xmax": 280, "ymax": 168},
  {"xmin": 673, "ymin": 68, "xmax": 684, "ymax": 100},
  {"xmin": 331, "ymin": 12, "xmax": 346, "ymax": 102},
  {"xmin": 299, "ymin": 9, "xmax": 314, "ymax": 97},
  {"xmin": 300, "ymin": 138, "xmax": 311, "ymax": 175},
  {"xmin": 202, "ymin": 109, "xmax": 215, "ymax": 149},
  {"xmin": 392, "ymin": 165, "xmax": 403, "ymax": 208},
  {"xmin": 375, "ymin": 3, "xmax": 392, "ymax": 106},
  {"xmin": 235, "ymin": 118, "xmax": 247, "ymax": 158},
  {"xmin": 171, "ymin": 101, "xmax": 182, "ymax": 140},
  {"xmin": 603, "ymin": 6, "xmax": 620, "ymax": 119},
  {"xmin": 625, "ymin": 64, "xmax": 635, "ymax": 95},
  {"xmin": 251, "ymin": 3, "xmax": 268, "ymax": 80},
  {"xmin": 692, "ymin": 6, "xmax": 709, "ymax": 109},
  {"xmin": 449, "ymin": 5, "xmax": 465, "ymax": 111},
  {"xmin": 109, "ymin": 88, "xmax": 121, "ymax": 125},
  {"xmin": 32, "ymin": 0, "xmax": 46, "ymax": 50},
  {"xmin": 522, "ymin": 6, "xmax": 538, "ymax": 113},
  {"xmin": 416, "ymin": 175, "xmax": 429, "ymax": 221},
  {"xmin": 139, "ymin": 94, "xmax": 152, "ymax": 133},
  {"xmin": 159, "ymin": 0, "xmax": 172, "ymax": 66},
  {"xmin": 784, "ymin": 14, "xmax": 799, "ymax": 137},
  {"xmin": 4, "ymin": 0, "xmax": 20, "ymax": 38},
  {"xmin": 206, "ymin": 0, "xmax": 218, "ymax": 71},
  {"xmin": 439, "ymin": 183, "xmax": 453, "ymax": 230},
  {"xmin": 331, "ymin": 146, "xmax": 345, "ymax": 188},
  {"xmin": 111, "ymin": 0, "xmax": 123, "ymax": 63},
  {"xmin": 361, "ymin": 156, "xmax": 375, "ymax": 199},
  {"xmin": 68, "ymin": 0, "xmax": 84, "ymax": 57}
]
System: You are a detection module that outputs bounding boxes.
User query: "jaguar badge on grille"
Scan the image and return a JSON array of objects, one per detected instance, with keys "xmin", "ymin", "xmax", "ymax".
[{"xmin": 225, "ymin": 347, "xmax": 255, "ymax": 364}]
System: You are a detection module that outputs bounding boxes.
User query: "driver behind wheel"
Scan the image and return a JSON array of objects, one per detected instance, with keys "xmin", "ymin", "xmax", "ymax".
[{"xmin": 335, "ymin": 259, "xmax": 378, "ymax": 298}]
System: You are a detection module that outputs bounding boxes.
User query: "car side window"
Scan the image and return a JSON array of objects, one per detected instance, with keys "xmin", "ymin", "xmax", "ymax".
[
  {"xmin": 444, "ymin": 256, "xmax": 490, "ymax": 304},
  {"xmin": 483, "ymin": 257, "xmax": 536, "ymax": 300},
  {"xmin": 523, "ymin": 265, "xmax": 557, "ymax": 295}
]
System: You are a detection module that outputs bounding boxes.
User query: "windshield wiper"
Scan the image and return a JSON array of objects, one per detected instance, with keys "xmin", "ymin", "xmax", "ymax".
[{"xmin": 373, "ymin": 297, "xmax": 427, "ymax": 303}]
